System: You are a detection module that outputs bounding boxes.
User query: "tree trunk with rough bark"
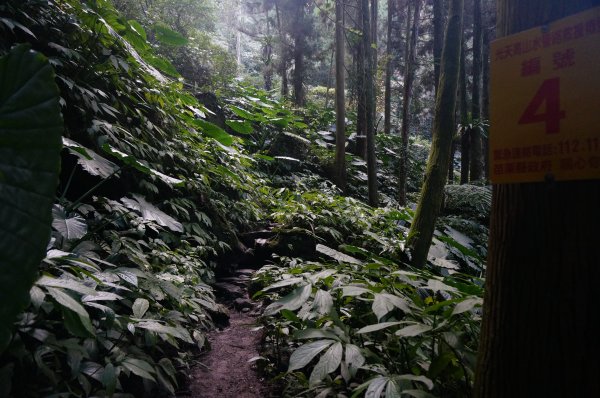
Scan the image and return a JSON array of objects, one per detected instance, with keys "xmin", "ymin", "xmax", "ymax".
[
  {"xmin": 433, "ymin": 0, "xmax": 444, "ymax": 92},
  {"xmin": 384, "ymin": 0, "xmax": 394, "ymax": 135},
  {"xmin": 398, "ymin": 0, "xmax": 420, "ymax": 205},
  {"xmin": 459, "ymin": 35, "xmax": 470, "ymax": 184},
  {"xmin": 405, "ymin": 0, "xmax": 463, "ymax": 267},
  {"xmin": 469, "ymin": 0, "xmax": 484, "ymax": 181},
  {"xmin": 275, "ymin": 0, "xmax": 288, "ymax": 97},
  {"xmin": 481, "ymin": 0, "xmax": 492, "ymax": 179},
  {"xmin": 474, "ymin": 1, "xmax": 600, "ymax": 397},
  {"xmin": 356, "ymin": 0, "xmax": 367, "ymax": 158},
  {"xmin": 334, "ymin": 0, "xmax": 346, "ymax": 191},
  {"xmin": 292, "ymin": 2, "xmax": 306, "ymax": 106},
  {"xmin": 362, "ymin": 0, "xmax": 378, "ymax": 206}
]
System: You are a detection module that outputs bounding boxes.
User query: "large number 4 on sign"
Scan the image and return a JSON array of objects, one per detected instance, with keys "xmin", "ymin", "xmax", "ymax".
[{"xmin": 518, "ymin": 77, "xmax": 566, "ymax": 134}]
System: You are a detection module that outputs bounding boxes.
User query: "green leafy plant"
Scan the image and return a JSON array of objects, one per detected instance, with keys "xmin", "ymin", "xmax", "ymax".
[{"xmin": 0, "ymin": 44, "xmax": 63, "ymax": 352}]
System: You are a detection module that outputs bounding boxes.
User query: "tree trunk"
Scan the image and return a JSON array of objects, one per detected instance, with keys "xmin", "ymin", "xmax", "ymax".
[
  {"xmin": 433, "ymin": 0, "xmax": 444, "ymax": 92},
  {"xmin": 334, "ymin": 0, "xmax": 346, "ymax": 191},
  {"xmin": 384, "ymin": 0, "xmax": 394, "ymax": 135},
  {"xmin": 469, "ymin": 0, "xmax": 484, "ymax": 181},
  {"xmin": 263, "ymin": 2, "xmax": 273, "ymax": 91},
  {"xmin": 398, "ymin": 0, "xmax": 421, "ymax": 206},
  {"xmin": 292, "ymin": 2, "xmax": 306, "ymax": 106},
  {"xmin": 405, "ymin": 0, "xmax": 463, "ymax": 267},
  {"xmin": 275, "ymin": 0, "xmax": 288, "ymax": 97},
  {"xmin": 481, "ymin": 0, "xmax": 491, "ymax": 179},
  {"xmin": 356, "ymin": 0, "xmax": 367, "ymax": 159},
  {"xmin": 362, "ymin": 0, "xmax": 378, "ymax": 206},
  {"xmin": 474, "ymin": 1, "xmax": 600, "ymax": 397},
  {"xmin": 371, "ymin": 0, "xmax": 378, "ymax": 131},
  {"xmin": 459, "ymin": 36, "xmax": 470, "ymax": 184}
]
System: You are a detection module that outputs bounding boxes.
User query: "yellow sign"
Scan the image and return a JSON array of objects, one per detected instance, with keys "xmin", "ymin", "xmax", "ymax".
[{"xmin": 490, "ymin": 7, "xmax": 600, "ymax": 183}]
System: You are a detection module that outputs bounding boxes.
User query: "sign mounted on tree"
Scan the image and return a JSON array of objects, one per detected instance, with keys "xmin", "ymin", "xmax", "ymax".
[{"xmin": 490, "ymin": 6, "xmax": 600, "ymax": 183}]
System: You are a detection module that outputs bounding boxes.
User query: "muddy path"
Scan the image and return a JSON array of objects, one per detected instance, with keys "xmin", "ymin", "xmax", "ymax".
[{"xmin": 185, "ymin": 269, "xmax": 269, "ymax": 398}]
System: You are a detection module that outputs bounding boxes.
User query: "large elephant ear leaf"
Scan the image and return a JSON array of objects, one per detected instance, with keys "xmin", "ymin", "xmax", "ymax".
[{"xmin": 0, "ymin": 44, "xmax": 63, "ymax": 352}]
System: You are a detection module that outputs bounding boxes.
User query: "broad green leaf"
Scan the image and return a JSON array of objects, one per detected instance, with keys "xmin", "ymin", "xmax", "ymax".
[
  {"xmin": 226, "ymin": 119, "xmax": 253, "ymax": 134},
  {"xmin": 152, "ymin": 23, "xmax": 188, "ymax": 46},
  {"xmin": 46, "ymin": 287, "xmax": 89, "ymax": 319},
  {"xmin": 316, "ymin": 244, "xmax": 362, "ymax": 264},
  {"xmin": 192, "ymin": 119, "xmax": 233, "ymax": 146},
  {"xmin": 452, "ymin": 297, "xmax": 483, "ymax": 315},
  {"xmin": 145, "ymin": 53, "xmax": 181, "ymax": 77},
  {"xmin": 102, "ymin": 144, "xmax": 182, "ymax": 185},
  {"xmin": 294, "ymin": 329, "xmax": 340, "ymax": 341},
  {"xmin": 365, "ymin": 376, "xmax": 389, "ymax": 398},
  {"xmin": 132, "ymin": 298, "xmax": 150, "ymax": 318},
  {"xmin": 136, "ymin": 320, "xmax": 193, "ymax": 343},
  {"xmin": 263, "ymin": 277, "xmax": 304, "ymax": 291},
  {"xmin": 121, "ymin": 194, "xmax": 183, "ymax": 232},
  {"xmin": 37, "ymin": 276, "xmax": 96, "ymax": 296},
  {"xmin": 312, "ymin": 289, "xmax": 333, "ymax": 315},
  {"xmin": 427, "ymin": 279, "xmax": 458, "ymax": 293},
  {"xmin": 81, "ymin": 291, "xmax": 122, "ymax": 302},
  {"xmin": 81, "ymin": 362, "xmax": 104, "ymax": 383},
  {"xmin": 62, "ymin": 305, "xmax": 95, "ymax": 338},
  {"xmin": 385, "ymin": 379, "xmax": 401, "ymax": 398},
  {"xmin": 288, "ymin": 339, "xmax": 335, "ymax": 372},
  {"xmin": 372, "ymin": 293, "xmax": 411, "ymax": 321},
  {"xmin": 128, "ymin": 20, "xmax": 147, "ymax": 40},
  {"xmin": 395, "ymin": 324, "xmax": 433, "ymax": 338},
  {"xmin": 340, "ymin": 285, "xmax": 370, "ymax": 297},
  {"xmin": 52, "ymin": 205, "xmax": 88, "ymax": 240},
  {"xmin": 228, "ymin": 105, "xmax": 256, "ymax": 120},
  {"xmin": 309, "ymin": 342, "xmax": 342, "ymax": 386},
  {"xmin": 0, "ymin": 44, "xmax": 62, "ymax": 351},
  {"xmin": 357, "ymin": 322, "xmax": 403, "ymax": 334},
  {"xmin": 397, "ymin": 374, "xmax": 434, "ymax": 390},
  {"xmin": 102, "ymin": 363, "xmax": 117, "ymax": 395},
  {"xmin": 345, "ymin": 344, "xmax": 365, "ymax": 377},
  {"xmin": 63, "ymin": 138, "xmax": 119, "ymax": 179},
  {"xmin": 122, "ymin": 358, "xmax": 156, "ymax": 381},
  {"xmin": 264, "ymin": 284, "xmax": 312, "ymax": 316}
]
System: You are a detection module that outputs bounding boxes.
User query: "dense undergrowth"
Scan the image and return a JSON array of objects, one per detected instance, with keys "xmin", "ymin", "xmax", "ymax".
[{"xmin": 0, "ymin": 1, "xmax": 489, "ymax": 397}]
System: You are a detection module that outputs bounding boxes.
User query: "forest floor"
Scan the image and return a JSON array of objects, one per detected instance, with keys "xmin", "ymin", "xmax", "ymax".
[{"xmin": 186, "ymin": 269, "xmax": 268, "ymax": 398}]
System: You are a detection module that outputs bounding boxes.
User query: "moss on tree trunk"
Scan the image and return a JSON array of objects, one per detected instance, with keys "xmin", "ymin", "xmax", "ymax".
[{"xmin": 405, "ymin": 0, "xmax": 463, "ymax": 267}]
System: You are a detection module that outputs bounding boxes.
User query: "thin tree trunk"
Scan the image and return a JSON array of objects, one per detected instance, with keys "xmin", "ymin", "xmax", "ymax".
[
  {"xmin": 356, "ymin": 0, "xmax": 367, "ymax": 158},
  {"xmin": 292, "ymin": 2, "xmax": 305, "ymax": 106},
  {"xmin": 481, "ymin": 0, "xmax": 491, "ymax": 179},
  {"xmin": 263, "ymin": 1, "xmax": 273, "ymax": 91},
  {"xmin": 469, "ymin": 0, "xmax": 484, "ymax": 181},
  {"xmin": 433, "ymin": 0, "xmax": 444, "ymax": 92},
  {"xmin": 362, "ymin": 0, "xmax": 378, "ymax": 206},
  {"xmin": 384, "ymin": 0, "xmax": 394, "ymax": 135},
  {"xmin": 371, "ymin": 0, "xmax": 378, "ymax": 131},
  {"xmin": 459, "ymin": 36, "xmax": 469, "ymax": 184},
  {"xmin": 474, "ymin": 1, "xmax": 600, "ymax": 396},
  {"xmin": 324, "ymin": 46, "xmax": 335, "ymax": 109},
  {"xmin": 398, "ymin": 0, "xmax": 420, "ymax": 206},
  {"xmin": 334, "ymin": 0, "xmax": 346, "ymax": 191},
  {"xmin": 405, "ymin": 0, "xmax": 463, "ymax": 267},
  {"xmin": 275, "ymin": 0, "xmax": 288, "ymax": 97}
]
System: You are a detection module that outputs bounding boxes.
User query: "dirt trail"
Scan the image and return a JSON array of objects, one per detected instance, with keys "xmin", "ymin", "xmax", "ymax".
[{"xmin": 187, "ymin": 269, "xmax": 267, "ymax": 398}]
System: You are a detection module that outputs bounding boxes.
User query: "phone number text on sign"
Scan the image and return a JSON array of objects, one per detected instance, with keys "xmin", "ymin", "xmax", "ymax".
[{"xmin": 490, "ymin": 7, "xmax": 600, "ymax": 183}]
